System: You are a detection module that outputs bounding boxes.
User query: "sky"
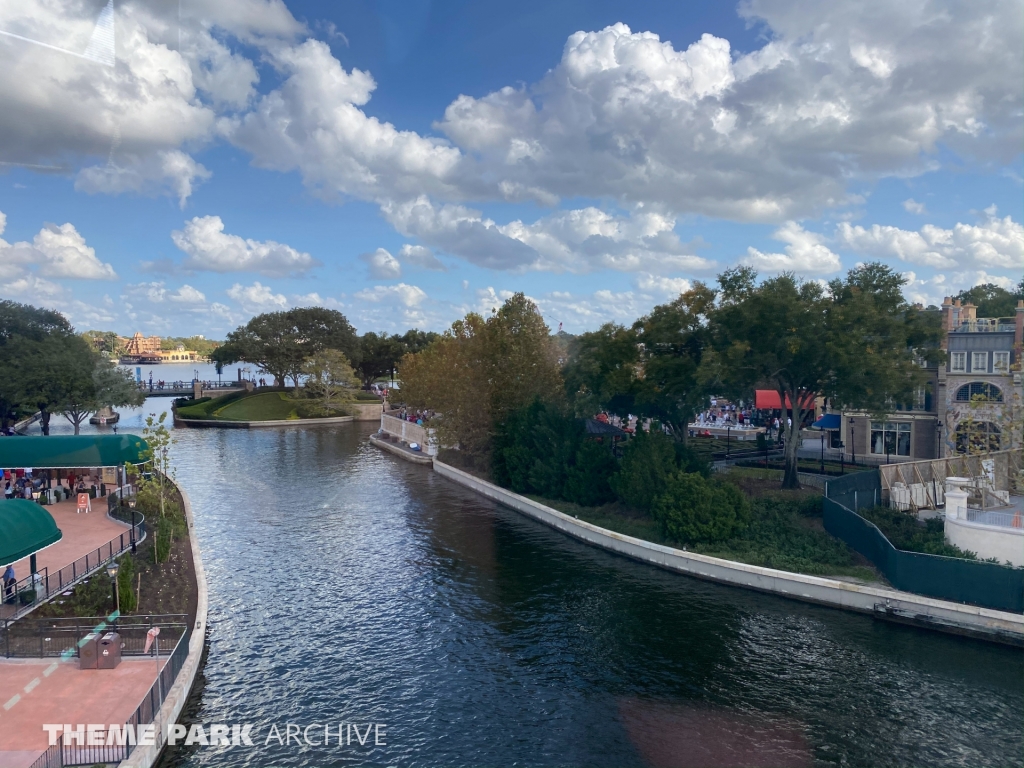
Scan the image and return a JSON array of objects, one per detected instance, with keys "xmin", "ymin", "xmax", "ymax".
[{"xmin": 0, "ymin": 0, "xmax": 1021, "ymax": 339}]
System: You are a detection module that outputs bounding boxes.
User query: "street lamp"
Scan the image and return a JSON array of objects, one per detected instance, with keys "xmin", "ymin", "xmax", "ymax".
[
  {"xmin": 820, "ymin": 430, "xmax": 825, "ymax": 474},
  {"xmin": 848, "ymin": 417, "xmax": 856, "ymax": 465},
  {"xmin": 128, "ymin": 497, "xmax": 137, "ymax": 554},
  {"xmin": 726, "ymin": 425, "xmax": 731, "ymax": 459},
  {"xmin": 106, "ymin": 561, "xmax": 120, "ymax": 614},
  {"xmin": 936, "ymin": 421, "xmax": 943, "ymax": 459}
]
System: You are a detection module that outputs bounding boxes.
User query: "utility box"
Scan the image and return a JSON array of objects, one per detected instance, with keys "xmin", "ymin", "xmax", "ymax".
[
  {"xmin": 97, "ymin": 632, "xmax": 122, "ymax": 669},
  {"xmin": 78, "ymin": 633, "xmax": 100, "ymax": 669}
]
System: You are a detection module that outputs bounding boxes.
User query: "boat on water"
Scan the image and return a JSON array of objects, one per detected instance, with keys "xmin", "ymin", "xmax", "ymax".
[{"xmin": 90, "ymin": 406, "xmax": 120, "ymax": 425}]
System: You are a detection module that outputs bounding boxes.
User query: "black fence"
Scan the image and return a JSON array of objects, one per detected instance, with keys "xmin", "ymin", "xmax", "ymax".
[
  {"xmin": 2, "ymin": 614, "xmax": 186, "ymax": 658},
  {"xmin": 824, "ymin": 472, "xmax": 1024, "ymax": 613}
]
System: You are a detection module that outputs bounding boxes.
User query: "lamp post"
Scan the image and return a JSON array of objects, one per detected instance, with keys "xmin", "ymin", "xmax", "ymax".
[
  {"xmin": 106, "ymin": 561, "xmax": 120, "ymax": 614},
  {"xmin": 936, "ymin": 421, "xmax": 943, "ymax": 459},
  {"xmin": 726, "ymin": 425, "xmax": 731, "ymax": 460},
  {"xmin": 128, "ymin": 497, "xmax": 137, "ymax": 554},
  {"xmin": 820, "ymin": 431, "xmax": 825, "ymax": 474},
  {"xmin": 848, "ymin": 417, "xmax": 856, "ymax": 465},
  {"xmin": 838, "ymin": 441, "xmax": 845, "ymax": 475}
]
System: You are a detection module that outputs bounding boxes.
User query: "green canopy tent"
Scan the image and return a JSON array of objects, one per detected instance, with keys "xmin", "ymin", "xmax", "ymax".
[
  {"xmin": 0, "ymin": 435, "xmax": 149, "ymax": 469},
  {"xmin": 0, "ymin": 499, "xmax": 62, "ymax": 568}
]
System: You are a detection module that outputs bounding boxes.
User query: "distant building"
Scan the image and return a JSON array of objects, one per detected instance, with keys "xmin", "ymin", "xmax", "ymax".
[
  {"xmin": 123, "ymin": 332, "xmax": 162, "ymax": 355},
  {"xmin": 158, "ymin": 344, "xmax": 201, "ymax": 362},
  {"xmin": 837, "ymin": 299, "xmax": 1023, "ymax": 461}
]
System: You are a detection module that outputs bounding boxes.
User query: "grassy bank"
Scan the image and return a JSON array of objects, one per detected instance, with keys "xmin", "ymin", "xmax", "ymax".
[
  {"xmin": 531, "ymin": 467, "xmax": 880, "ymax": 582},
  {"xmin": 176, "ymin": 390, "xmax": 381, "ymax": 421}
]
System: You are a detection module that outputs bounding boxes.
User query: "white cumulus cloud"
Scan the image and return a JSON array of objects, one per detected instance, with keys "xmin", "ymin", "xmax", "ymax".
[
  {"xmin": 354, "ymin": 283, "xmax": 428, "ymax": 307},
  {"xmin": 741, "ymin": 222, "xmax": 842, "ymax": 274},
  {"xmin": 0, "ymin": 212, "xmax": 117, "ymax": 279},
  {"xmin": 171, "ymin": 215, "xmax": 319, "ymax": 276},
  {"xmin": 398, "ymin": 244, "xmax": 446, "ymax": 271},
  {"xmin": 226, "ymin": 281, "xmax": 289, "ymax": 312},
  {"xmin": 359, "ymin": 248, "xmax": 402, "ymax": 279},
  {"xmin": 836, "ymin": 208, "xmax": 1024, "ymax": 270}
]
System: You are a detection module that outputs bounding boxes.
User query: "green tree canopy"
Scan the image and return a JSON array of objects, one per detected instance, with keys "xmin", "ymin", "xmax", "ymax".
[
  {"xmin": 952, "ymin": 282, "xmax": 1024, "ymax": 318},
  {"xmin": 708, "ymin": 263, "xmax": 942, "ymax": 488},
  {"xmin": 213, "ymin": 307, "xmax": 359, "ymax": 390},
  {"xmin": 399, "ymin": 293, "xmax": 562, "ymax": 465}
]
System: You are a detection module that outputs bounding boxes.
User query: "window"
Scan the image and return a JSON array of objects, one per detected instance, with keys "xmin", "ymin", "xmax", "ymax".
[
  {"xmin": 870, "ymin": 422, "xmax": 911, "ymax": 456},
  {"xmin": 951, "ymin": 352, "xmax": 966, "ymax": 372},
  {"xmin": 955, "ymin": 421, "xmax": 1002, "ymax": 454},
  {"xmin": 954, "ymin": 382, "xmax": 1003, "ymax": 402},
  {"xmin": 994, "ymin": 351, "xmax": 1010, "ymax": 373},
  {"xmin": 972, "ymin": 351, "xmax": 988, "ymax": 372}
]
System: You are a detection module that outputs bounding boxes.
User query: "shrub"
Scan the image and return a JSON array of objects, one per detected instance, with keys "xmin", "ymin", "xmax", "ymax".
[
  {"xmin": 611, "ymin": 430, "xmax": 677, "ymax": 511},
  {"xmin": 116, "ymin": 553, "xmax": 138, "ymax": 613},
  {"xmin": 859, "ymin": 506, "xmax": 977, "ymax": 559},
  {"xmin": 564, "ymin": 440, "xmax": 618, "ymax": 507},
  {"xmin": 652, "ymin": 471, "xmax": 749, "ymax": 545}
]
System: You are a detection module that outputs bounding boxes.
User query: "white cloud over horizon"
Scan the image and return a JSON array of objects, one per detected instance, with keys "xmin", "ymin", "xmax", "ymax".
[{"xmin": 171, "ymin": 215, "xmax": 320, "ymax": 277}]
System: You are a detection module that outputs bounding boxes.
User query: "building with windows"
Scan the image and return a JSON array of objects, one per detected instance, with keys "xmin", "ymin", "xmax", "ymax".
[{"xmin": 836, "ymin": 299, "xmax": 1023, "ymax": 461}]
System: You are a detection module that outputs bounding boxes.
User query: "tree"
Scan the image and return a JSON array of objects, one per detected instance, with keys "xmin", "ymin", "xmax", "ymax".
[
  {"xmin": 400, "ymin": 293, "xmax": 562, "ymax": 465},
  {"xmin": 213, "ymin": 307, "xmax": 359, "ymax": 391},
  {"xmin": 94, "ymin": 358, "xmax": 146, "ymax": 411},
  {"xmin": 563, "ymin": 323, "xmax": 641, "ymax": 419},
  {"xmin": 0, "ymin": 301, "xmax": 77, "ymax": 430},
  {"xmin": 953, "ymin": 283, "xmax": 1024, "ymax": 319},
  {"xmin": 632, "ymin": 284, "xmax": 716, "ymax": 441},
  {"xmin": 400, "ymin": 313, "xmax": 493, "ymax": 459},
  {"xmin": 303, "ymin": 350, "xmax": 359, "ymax": 415},
  {"xmin": 709, "ymin": 264, "xmax": 941, "ymax": 488},
  {"xmin": 356, "ymin": 332, "xmax": 406, "ymax": 388}
]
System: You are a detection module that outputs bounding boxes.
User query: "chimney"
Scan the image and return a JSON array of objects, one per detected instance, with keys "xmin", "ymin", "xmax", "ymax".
[
  {"xmin": 941, "ymin": 296, "xmax": 955, "ymax": 332},
  {"xmin": 962, "ymin": 302, "xmax": 977, "ymax": 322}
]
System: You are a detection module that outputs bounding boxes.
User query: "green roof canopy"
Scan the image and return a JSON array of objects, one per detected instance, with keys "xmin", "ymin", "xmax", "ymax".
[
  {"xmin": 0, "ymin": 499, "xmax": 62, "ymax": 566},
  {"xmin": 0, "ymin": 435, "xmax": 149, "ymax": 469}
]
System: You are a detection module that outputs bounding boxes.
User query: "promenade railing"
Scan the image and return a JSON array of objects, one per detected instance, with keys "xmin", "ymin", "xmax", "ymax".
[{"xmin": 1, "ymin": 511, "xmax": 146, "ymax": 625}]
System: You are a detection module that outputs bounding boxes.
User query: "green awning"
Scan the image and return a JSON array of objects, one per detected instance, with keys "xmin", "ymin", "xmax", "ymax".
[
  {"xmin": 0, "ymin": 435, "xmax": 149, "ymax": 469},
  {"xmin": 0, "ymin": 499, "xmax": 62, "ymax": 566}
]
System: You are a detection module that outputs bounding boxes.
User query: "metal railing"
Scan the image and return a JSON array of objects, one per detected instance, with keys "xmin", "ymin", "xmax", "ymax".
[
  {"xmin": 965, "ymin": 507, "xmax": 1024, "ymax": 529},
  {"xmin": 0, "ymin": 516, "xmax": 146, "ymax": 624},
  {"xmin": 24, "ymin": 621, "xmax": 192, "ymax": 767},
  {"xmin": 2, "ymin": 614, "xmax": 186, "ymax": 658}
]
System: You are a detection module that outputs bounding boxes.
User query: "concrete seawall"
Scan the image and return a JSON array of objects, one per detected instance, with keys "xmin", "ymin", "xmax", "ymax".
[
  {"xmin": 432, "ymin": 459, "xmax": 1024, "ymax": 645},
  {"xmin": 120, "ymin": 481, "xmax": 209, "ymax": 768}
]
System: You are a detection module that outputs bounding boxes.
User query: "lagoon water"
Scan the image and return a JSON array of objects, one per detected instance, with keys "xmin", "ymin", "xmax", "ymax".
[{"xmin": 42, "ymin": 400, "xmax": 1024, "ymax": 767}]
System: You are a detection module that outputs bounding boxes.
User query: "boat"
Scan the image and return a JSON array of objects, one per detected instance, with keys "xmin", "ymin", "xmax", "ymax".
[{"xmin": 90, "ymin": 406, "xmax": 120, "ymax": 425}]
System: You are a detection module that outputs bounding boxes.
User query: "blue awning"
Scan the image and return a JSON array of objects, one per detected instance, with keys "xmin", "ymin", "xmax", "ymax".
[{"xmin": 812, "ymin": 413, "xmax": 841, "ymax": 430}]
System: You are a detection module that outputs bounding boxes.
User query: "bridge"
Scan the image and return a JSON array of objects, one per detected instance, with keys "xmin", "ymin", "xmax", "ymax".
[{"xmin": 137, "ymin": 381, "xmax": 248, "ymax": 398}]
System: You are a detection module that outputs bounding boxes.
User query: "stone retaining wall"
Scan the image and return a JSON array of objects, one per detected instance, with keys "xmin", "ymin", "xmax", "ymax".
[
  {"xmin": 120, "ymin": 481, "xmax": 208, "ymax": 768},
  {"xmin": 433, "ymin": 459, "xmax": 1023, "ymax": 644}
]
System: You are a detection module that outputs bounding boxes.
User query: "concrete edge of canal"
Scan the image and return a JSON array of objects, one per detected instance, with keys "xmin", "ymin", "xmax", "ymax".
[
  {"xmin": 120, "ymin": 480, "xmax": 209, "ymax": 768},
  {"xmin": 430, "ymin": 458, "xmax": 1024, "ymax": 646}
]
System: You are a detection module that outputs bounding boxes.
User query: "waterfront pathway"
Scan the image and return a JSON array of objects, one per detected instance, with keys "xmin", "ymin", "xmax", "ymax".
[{"xmin": 0, "ymin": 656, "xmax": 166, "ymax": 768}]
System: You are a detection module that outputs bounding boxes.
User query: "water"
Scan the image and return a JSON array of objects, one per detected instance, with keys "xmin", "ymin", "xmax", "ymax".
[{"xmin": 68, "ymin": 401, "xmax": 1024, "ymax": 766}]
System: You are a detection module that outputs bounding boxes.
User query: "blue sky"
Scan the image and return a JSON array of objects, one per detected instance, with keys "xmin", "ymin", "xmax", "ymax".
[{"xmin": 0, "ymin": 0, "xmax": 1021, "ymax": 338}]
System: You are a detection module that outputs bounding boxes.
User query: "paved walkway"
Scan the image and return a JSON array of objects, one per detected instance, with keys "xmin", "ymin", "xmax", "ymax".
[
  {"xmin": 11, "ymin": 497, "xmax": 131, "ymax": 583},
  {"xmin": 0, "ymin": 656, "xmax": 166, "ymax": 768}
]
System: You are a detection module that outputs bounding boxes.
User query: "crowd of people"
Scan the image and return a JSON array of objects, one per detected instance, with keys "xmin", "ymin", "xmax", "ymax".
[
  {"xmin": 3, "ymin": 468, "xmax": 103, "ymax": 502},
  {"xmin": 394, "ymin": 407, "xmax": 433, "ymax": 425}
]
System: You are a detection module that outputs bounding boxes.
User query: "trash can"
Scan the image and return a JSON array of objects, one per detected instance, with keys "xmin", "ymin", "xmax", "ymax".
[
  {"xmin": 79, "ymin": 633, "xmax": 101, "ymax": 669},
  {"xmin": 97, "ymin": 632, "xmax": 122, "ymax": 669}
]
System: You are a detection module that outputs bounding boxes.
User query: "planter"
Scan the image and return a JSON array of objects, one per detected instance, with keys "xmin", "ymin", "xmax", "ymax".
[{"xmin": 18, "ymin": 589, "xmax": 37, "ymax": 605}]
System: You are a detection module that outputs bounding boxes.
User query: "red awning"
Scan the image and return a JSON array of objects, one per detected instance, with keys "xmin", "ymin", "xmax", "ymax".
[{"xmin": 755, "ymin": 390, "xmax": 815, "ymax": 410}]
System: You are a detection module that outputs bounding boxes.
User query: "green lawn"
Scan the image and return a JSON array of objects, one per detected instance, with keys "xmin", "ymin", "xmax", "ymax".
[{"xmin": 216, "ymin": 392, "xmax": 300, "ymax": 421}]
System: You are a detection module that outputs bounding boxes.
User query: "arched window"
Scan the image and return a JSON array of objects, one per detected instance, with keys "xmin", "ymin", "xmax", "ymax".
[
  {"xmin": 954, "ymin": 382, "xmax": 1003, "ymax": 402},
  {"xmin": 954, "ymin": 421, "xmax": 1002, "ymax": 454}
]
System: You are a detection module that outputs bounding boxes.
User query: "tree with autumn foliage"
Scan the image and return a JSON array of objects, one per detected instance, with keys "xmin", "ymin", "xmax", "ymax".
[{"xmin": 398, "ymin": 293, "xmax": 562, "ymax": 465}]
